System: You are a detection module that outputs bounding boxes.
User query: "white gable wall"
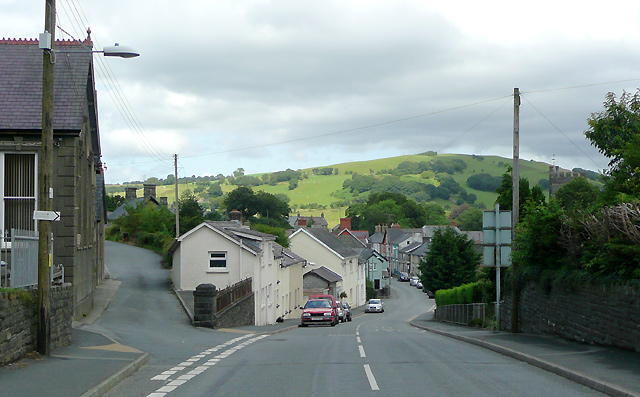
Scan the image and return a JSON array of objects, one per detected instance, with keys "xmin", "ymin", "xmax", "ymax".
[
  {"xmin": 289, "ymin": 230, "xmax": 364, "ymax": 308},
  {"xmin": 172, "ymin": 224, "xmax": 280, "ymax": 326}
]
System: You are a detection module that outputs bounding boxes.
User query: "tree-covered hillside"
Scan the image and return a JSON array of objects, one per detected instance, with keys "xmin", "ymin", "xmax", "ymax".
[{"xmin": 106, "ymin": 153, "xmax": 563, "ymax": 228}]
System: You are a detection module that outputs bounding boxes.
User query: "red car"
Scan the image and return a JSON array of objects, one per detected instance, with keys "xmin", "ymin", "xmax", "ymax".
[{"xmin": 300, "ymin": 298, "xmax": 338, "ymax": 327}]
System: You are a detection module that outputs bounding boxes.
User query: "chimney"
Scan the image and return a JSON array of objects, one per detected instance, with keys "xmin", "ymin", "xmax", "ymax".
[
  {"xmin": 143, "ymin": 184, "xmax": 157, "ymax": 199},
  {"xmin": 229, "ymin": 209, "xmax": 242, "ymax": 223},
  {"xmin": 340, "ymin": 217, "xmax": 352, "ymax": 231},
  {"xmin": 125, "ymin": 187, "xmax": 137, "ymax": 200},
  {"xmin": 159, "ymin": 197, "xmax": 168, "ymax": 206}
]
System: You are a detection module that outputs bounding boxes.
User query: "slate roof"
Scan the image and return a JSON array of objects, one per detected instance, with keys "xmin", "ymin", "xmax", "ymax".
[
  {"xmin": 369, "ymin": 231, "xmax": 384, "ymax": 244},
  {"xmin": 411, "ymin": 242, "xmax": 431, "ymax": 256},
  {"xmin": 107, "ymin": 196, "xmax": 160, "ymax": 222},
  {"xmin": 400, "ymin": 241, "xmax": 423, "ymax": 254},
  {"xmin": 274, "ymin": 243, "xmax": 307, "ymax": 268},
  {"xmin": 305, "ymin": 266, "xmax": 342, "ymax": 283},
  {"xmin": 422, "ymin": 225, "xmax": 461, "ymax": 238},
  {"xmin": 359, "ymin": 248, "xmax": 386, "ymax": 263},
  {"xmin": 0, "ymin": 38, "xmax": 94, "ymax": 132},
  {"xmin": 300, "ymin": 228, "xmax": 359, "ymax": 259}
]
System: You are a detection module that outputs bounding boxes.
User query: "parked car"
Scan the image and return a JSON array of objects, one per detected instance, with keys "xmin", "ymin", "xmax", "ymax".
[
  {"xmin": 410, "ymin": 276, "xmax": 419, "ymax": 286},
  {"xmin": 308, "ymin": 294, "xmax": 339, "ymax": 312},
  {"xmin": 398, "ymin": 272, "xmax": 409, "ymax": 282},
  {"xmin": 416, "ymin": 281, "xmax": 423, "ymax": 289},
  {"xmin": 300, "ymin": 299, "xmax": 338, "ymax": 327},
  {"xmin": 365, "ymin": 298, "xmax": 384, "ymax": 313},
  {"xmin": 341, "ymin": 302, "xmax": 352, "ymax": 321},
  {"xmin": 336, "ymin": 301, "xmax": 345, "ymax": 322}
]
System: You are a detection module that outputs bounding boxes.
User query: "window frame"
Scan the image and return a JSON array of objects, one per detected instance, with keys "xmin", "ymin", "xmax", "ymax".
[
  {"xmin": 0, "ymin": 152, "xmax": 38, "ymax": 239},
  {"xmin": 207, "ymin": 250, "xmax": 228, "ymax": 272}
]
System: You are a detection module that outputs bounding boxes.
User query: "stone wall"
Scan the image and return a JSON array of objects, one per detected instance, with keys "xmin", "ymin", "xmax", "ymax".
[
  {"xmin": 193, "ymin": 283, "xmax": 255, "ymax": 329},
  {"xmin": 0, "ymin": 284, "xmax": 73, "ymax": 366},
  {"xmin": 215, "ymin": 294, "xmax": 255, "ymax": 329},
  {"xmin": 500, "ymin": 282, "xmax": 640, "ymax": 352}
]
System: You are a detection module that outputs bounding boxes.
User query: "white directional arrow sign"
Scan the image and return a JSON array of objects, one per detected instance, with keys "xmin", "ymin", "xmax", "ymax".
[{"xmin": 33, "ymin": 210, "xmax": 61, "ymax": 221}]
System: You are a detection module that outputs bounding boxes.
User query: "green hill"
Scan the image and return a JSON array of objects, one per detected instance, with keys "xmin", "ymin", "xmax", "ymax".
[{"xmin": 107, "ymin": 153, "xmax": 553, "ymax": 228}]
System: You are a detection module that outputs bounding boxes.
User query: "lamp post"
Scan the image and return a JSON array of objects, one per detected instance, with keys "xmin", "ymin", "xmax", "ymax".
[{"xmin": 38, "ymin": 0, "xmax": 138, "ymax": 355}]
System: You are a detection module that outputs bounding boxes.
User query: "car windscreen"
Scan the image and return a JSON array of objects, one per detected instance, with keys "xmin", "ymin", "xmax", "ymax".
[
  {"xmin": 305, "ymin": 300, "xmax": 330, "ymax": 308},
  {"xmin": 369, "ymin": 299, "xmax": 380, "ymax": 304}
]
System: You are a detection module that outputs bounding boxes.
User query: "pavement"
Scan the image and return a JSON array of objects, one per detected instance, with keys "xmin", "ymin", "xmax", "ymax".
[
  {"xmin": 410, "ymin": 313, "xmax": 640, "ymax": 397},
  {"xmin": 1, "ymin": 280, "xmax": 639, "ymax": 397}
]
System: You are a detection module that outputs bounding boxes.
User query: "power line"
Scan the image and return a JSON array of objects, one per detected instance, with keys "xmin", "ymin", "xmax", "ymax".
[
  {"xmin": 180, "ymin": 94, "xmax": 514, "ymax": 159},
  {"xmin": 520, "ymin": 95, "xmax": 606, "ymax": 172},
  {"xmin": 57, "ymin": 0, "xmax": 170, "ymax": 164}
]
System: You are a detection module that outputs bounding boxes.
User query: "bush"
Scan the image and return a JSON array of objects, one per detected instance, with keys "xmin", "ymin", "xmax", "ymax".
[{"xmin": 434, "ymin": 282, "xmax": 482, "ymax": 306}]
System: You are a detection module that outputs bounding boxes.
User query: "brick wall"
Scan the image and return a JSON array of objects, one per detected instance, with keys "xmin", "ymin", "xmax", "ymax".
[
  {"xmin": 500, "ymin": 282, "xmax": 640, "ymax": 352},
  {"xmin": 0, "ymin": 284, "xmax": 73, "ymax": 366}
]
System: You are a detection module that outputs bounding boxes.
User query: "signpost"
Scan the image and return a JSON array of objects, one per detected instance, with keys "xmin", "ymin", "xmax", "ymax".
[
  {"xmin": 483, "ymin": 204, "xmax": 512, "ymax": 330},
  {"xmin": 33, "ymin": 211, "xmax": 61, "ymax": 222}
]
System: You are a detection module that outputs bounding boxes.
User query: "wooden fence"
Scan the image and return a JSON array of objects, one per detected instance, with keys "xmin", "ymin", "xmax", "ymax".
[{"xmin": 216, "ymin": 278, "xmax": 252, "ymax": 313}]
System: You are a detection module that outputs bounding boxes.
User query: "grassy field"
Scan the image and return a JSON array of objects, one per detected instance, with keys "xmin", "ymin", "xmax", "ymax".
[{"xmin": 107, "ymin": 153, "xmax": 552, "ymax": 228}]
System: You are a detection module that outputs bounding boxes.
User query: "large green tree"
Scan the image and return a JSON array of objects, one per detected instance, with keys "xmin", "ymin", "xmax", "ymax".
[
  {"xmin": 495, "ymin": 166, "xmax": 546, "ymax": 216},
  {"xmin": 585, "ymin": 90, "xmax": 640, "ymax": 200},
  {"xmin": 419, "ymin": 227, "xmax": 481, "ymax": 291},
  {"xmin": 179, "ymin": 192, "xmax": 205, "ymax": 235},
  {"xmin": 222, "ymin": 186, "xmax": 290, "ymax": 226},
  {"xmin": 345, "ymin": 191, "xmax": 428, "ymax": 233},
  {"xmin": 553, "ymin": 177, "xmax": 601, "ymax": 212}
]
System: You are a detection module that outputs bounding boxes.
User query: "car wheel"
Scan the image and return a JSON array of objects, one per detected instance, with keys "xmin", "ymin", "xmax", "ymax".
[
  {"xmin": 331, "ymin": 320, "xmax": 336, "ymax": 327},
  {"xmin": 299, "ymin": 323, "xmax": 307, "ymax": 327}
]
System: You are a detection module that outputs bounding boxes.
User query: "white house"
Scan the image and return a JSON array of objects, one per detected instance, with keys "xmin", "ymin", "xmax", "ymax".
[
  {"xmin": 289, "ymin": 228, "xmax": 365, "ymax": 308},
  {"xmin": 171, "ymin": 221, "xmax": 304, "ymax": 326},
  {"xmin": 274, "ymin": 243, "xmax": 306, "ymax": 321}
]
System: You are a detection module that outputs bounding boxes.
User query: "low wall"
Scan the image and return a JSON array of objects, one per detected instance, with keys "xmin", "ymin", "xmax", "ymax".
[
  {"xmin": 0, "ymin": 284, "xmax": 73, "ymax": 366},
  {"xmin": 215, "ymin": 293, "xmax": 255, "ymax": 329},
  {"xmin": 193, "ymin": 283, "xmax": 255, "ymax": 329},
  {"xmin": 500, "ymin": 282, "xmax": 640, "ymax": 353}
]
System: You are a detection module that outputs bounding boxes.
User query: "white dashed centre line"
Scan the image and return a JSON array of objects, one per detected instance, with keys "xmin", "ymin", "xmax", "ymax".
[
  {"xmin": 359, "ymin": 345, "xmax": 366, "ymax": 358},
  {"xmin": 364, "ymin": 364, "xmax": 379, "ymax": 391}
]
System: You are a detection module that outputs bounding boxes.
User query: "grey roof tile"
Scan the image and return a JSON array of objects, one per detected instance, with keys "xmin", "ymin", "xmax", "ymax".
[{"xmin": 0, "ymin": 38, "xmax": 93, "ymax": 132}]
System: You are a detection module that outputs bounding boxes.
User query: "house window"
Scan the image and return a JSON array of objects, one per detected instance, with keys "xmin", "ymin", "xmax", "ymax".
[
  {"xmin": 1, "ymin": 153, "xmax": 37, "ymax": 237},
  {"xmin": 209, "ymin": 251, "xmax": 227, "ymax": 268}
]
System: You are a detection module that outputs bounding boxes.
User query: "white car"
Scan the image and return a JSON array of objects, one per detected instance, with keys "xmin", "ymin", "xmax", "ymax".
[
  {"xmin": 365, "ymin": 298, "xmax": 384, "ymax": 313},
  {"xmin": 410, "ymin": 276, "xmax": 419, "ymax": 286},
  {"xmin": 336, "ymin": 302, "xmax": 345, "ymax": 322}
]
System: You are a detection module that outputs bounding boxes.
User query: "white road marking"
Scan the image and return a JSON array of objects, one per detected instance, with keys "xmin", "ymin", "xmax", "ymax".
[
  {"xmin": 357, "ymin": 336, "xmax": 361, "ymax": 343},
  {"xmin": 364, "ymin": 364, "xmax": 380, "ymax": 391},
  {"xmin": 359, "ymin": 345, "xmax": 366, "ymax": 358},
  {"xmin": 147, "ymin": 333, "xmax": 265, "ymax": 396}
]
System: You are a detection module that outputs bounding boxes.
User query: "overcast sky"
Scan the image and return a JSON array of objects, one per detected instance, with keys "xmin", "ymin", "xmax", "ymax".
[{"xmin": 3, "ymin": 0, "xmax": 640, "ymax": 184}]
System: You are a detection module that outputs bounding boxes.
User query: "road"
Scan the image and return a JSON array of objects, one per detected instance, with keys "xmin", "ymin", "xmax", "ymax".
[{"xmin": 101, "ymin": 242, "xmax": 604, "ymax": 396}]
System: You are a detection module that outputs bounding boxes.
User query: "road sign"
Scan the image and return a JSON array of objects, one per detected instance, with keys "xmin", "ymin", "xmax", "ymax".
[
  {"xmin": 33, "ymin": 210, "xmax": 61, "ymax": 221},
  {"xmin": 482, "ymin": 205, "xmax": 512, "ymax": 267}
]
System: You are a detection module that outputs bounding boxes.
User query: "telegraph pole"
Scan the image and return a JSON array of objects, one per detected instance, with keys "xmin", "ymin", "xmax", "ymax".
[
  {"xmin": 511, "ymin": 87, "xmax": 520, "ymax": 333},
  {"xmin": 174, "ymin": 154, "xmax": 179, "ymax": 238},
  {"xmin": 38, "ymin": 0, "xmax": 56, "ymax": 355}
]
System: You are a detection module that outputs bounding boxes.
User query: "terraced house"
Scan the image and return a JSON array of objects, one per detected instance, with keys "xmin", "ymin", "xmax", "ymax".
[{"xmin": 0, "ymin": 36, "xmax": 106, "ymax": 317}]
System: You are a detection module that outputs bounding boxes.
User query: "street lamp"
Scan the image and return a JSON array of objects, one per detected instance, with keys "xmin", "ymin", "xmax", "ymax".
[{"xmin": 38, "ymin": 0, "xmax": 138, "ymax": 355}]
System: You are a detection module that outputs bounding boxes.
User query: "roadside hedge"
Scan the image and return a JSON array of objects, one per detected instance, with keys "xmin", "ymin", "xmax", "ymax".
[{"xmin": 435, "ymin": 282, "xmax": 482, "ymax": 306}]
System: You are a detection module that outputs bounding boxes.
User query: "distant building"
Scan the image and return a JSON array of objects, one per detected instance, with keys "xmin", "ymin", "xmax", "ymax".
[
  {"xmin": 287, "ymin": 213, "xmax": 329, "ymax": 229},
  {"xmin": 549, "ymin": 165, "xmax": 585, "ymax": 196}
]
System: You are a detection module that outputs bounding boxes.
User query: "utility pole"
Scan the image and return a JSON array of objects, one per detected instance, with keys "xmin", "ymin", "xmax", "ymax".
[
  {"xmin": 38, "ymin": 0, "xmax": 56, "ymax": 355},
  {"xmin": 511, "ymin": 87, "xmax": 520, "ymax": 333},
  {"xmin": 174, "ymin": 154, "xmax": 179, "ymax": 238}
]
